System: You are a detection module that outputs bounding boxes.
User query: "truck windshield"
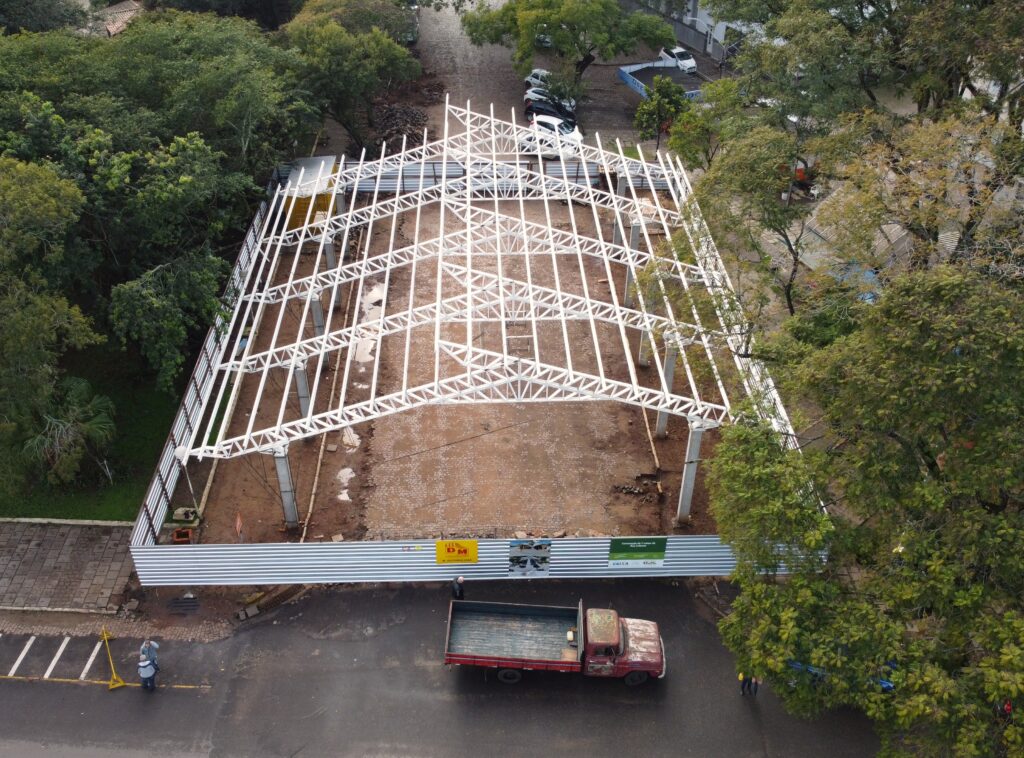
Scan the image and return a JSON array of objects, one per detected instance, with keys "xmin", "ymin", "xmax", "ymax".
[{"xmin": 618, "ymin": 622, "xmax": 628, "ymax": 655}]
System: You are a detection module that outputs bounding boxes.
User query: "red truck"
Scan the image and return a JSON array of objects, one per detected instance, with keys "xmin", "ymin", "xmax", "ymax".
[{"xmin": 444, "ymin": 599, "xmax": 666, "ymax": 685}]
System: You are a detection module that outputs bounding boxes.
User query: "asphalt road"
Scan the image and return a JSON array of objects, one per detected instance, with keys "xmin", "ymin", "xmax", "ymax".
[{"xmin": 0, "ymin": 580, "xmax": 877, "ymax": 757}]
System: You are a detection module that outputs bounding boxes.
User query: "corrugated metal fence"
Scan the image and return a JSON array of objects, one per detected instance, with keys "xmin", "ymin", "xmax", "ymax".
[
  {"xmin": 617, "ymin": 62, "xmax": 703, "ymax": 101},
  {"xmin": 132, "ymin": 536, "xmax": 736, "ymax": 586}
]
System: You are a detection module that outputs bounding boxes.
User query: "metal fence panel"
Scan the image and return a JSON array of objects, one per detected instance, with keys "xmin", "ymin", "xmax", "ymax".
[{"xmin": 130, "ymin": 535, "xmax": 736, "ymax": 585}]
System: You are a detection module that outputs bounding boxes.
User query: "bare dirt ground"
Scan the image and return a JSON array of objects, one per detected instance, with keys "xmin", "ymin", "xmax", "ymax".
[{"xmin": 187, "ymin": 198, "xmax": 720, "ymax": 544}]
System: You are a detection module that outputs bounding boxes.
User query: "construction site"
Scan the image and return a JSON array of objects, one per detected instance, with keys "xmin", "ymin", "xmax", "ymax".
[{"xmin": 145, "ymin": 102, "xmax": 794, "ymax": 561}]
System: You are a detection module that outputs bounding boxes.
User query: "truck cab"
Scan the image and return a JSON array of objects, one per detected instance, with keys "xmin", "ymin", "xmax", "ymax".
[{"xmin": 581, "ymin": 608, "xmax": 666, "ymax": 685}]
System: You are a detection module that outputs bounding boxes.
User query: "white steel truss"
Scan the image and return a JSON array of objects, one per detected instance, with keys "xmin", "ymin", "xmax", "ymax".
[{"xmin": 180, "ymin": 100, "xmax": 767, "ymax": 462}]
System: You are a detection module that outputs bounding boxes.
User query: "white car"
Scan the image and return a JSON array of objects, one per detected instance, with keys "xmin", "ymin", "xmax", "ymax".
[
  {"xmin": 523, "ymin": 88, "xmax": 577, "ymax": 113},
  {"xmin": 518, "ymin": 114, "xmax": 583, "ymax": 159},
  {"xmin": 523, "ymin": 68, "xmax": 551, "ymax": 89},
  {"xmin": 659, "ymin": 46, "xmax": 698, "ymax": 74}
]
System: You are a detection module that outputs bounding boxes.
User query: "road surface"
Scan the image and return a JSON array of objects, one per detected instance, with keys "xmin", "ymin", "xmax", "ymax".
[{"xmin": 0, "ymin": 579, "xmax": 877, "ymax": 757}]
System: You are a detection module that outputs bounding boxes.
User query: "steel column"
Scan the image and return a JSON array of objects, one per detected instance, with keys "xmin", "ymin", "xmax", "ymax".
[
  {"xmin": 623, "ymin": 223, "xmax": 641, "ymax": 308},
  {"xmin": 292, "ymin": 361, "xmax": 310, "ymax": 416},
  {"xmin": 310, "ymin": 296, "xmax": 326, "ymax": 337},
  {"xmin": 272, "ymin": 447, "xmax": 299, "ymax": 528},
  {"xmin": 677, "ymin": 421, "xmax": 708, "ymax": 522},
  {"xmin": 656, "ymin": 346, "xmax": 677, "ymax": 438},
  {"xmin": 638, "ymin": 332, "xmax": 650, "ymax": 367}
]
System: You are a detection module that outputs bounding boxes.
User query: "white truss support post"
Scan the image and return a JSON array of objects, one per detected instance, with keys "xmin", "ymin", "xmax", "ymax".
[
  {"xmin": 292, "ymin": 361, "xmax": 310, "ymax": 416},
  {"xmin": 309, "ymin": 295, "xmax": 326, "ymax": 337},
  {"xmin": 656, "ymin": 346, "xmax": 678, "ymax": 438},
  {"xmin": 677, "ymin": 421, "xmax": 708, "ymax": 523},
  {"xmin": 272, "ymin": 447, "xmax": 299, "ymax": 528},
  {"xmin": 638, "ymin": 331, "xmax": 650, "ymax": 367}
]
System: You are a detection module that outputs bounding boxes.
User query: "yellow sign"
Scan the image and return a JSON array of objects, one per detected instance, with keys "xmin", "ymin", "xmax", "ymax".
[{"xmin": 436, "ymin": 539, "xmax": 479, "ymax": 564}]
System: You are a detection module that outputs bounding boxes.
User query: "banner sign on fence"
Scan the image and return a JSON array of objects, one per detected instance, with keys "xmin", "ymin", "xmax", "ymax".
[
  {"xmin": 436, "ymin": 539, "xmax": 479, "ymax": 564},
  {"xmin": 508, "ymin": 539, "xmax": 551, "ymax": 576},
  {"xmin": 608, "ymin": 537, "xmax": 668, "ymax": 567}
]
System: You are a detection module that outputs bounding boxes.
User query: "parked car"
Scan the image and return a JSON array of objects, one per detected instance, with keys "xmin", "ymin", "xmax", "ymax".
[
  {"xmin": 535, "ymin": 23, "xmax": 553, "ymax": 48},
  {"xmin": 518, "ymin": 114, "xmax": 583, "ymax": 159},
  {"xmin": 524, "ymin": 88, "xmax": 577, "ymax": 113},
  {"xmin": 523, "ymin": 68, "xmax": 551, "ymax": 89},
  {"xmin": 525, "ymin": 99, "xmax": 577, "ymax": 127},
  {"xmin": 659, "ymin": 46, "xmax": 698, "ymax": 74}
]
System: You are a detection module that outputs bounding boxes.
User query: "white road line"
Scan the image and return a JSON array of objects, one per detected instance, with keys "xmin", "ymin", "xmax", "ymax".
[
  {"xmin": 80, "ymin": 640, "xmax": 103, "ymax": 680},
  {"xmin": 44, "ymin": 636, "xmax": 71, "ymax": 679},
  {"xmin": 8, "ymin": 635, "xmax": 36, "ymax": 676}
]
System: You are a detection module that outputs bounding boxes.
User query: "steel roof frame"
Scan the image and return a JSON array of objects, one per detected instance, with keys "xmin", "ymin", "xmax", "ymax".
[{"xmin": 179, "ymin": 100, "xmax": 777, "ymax": 463}]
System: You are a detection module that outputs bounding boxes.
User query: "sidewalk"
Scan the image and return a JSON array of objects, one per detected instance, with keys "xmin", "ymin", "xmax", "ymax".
[{"xmin": 0, "ymin": 522, "xmax": 134, "ymax": 612}]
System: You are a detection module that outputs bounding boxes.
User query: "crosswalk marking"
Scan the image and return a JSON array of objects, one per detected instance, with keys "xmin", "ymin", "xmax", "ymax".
[
  {"xmin": 44, "ymin": 636, "xmax": 71, "ymax": 679},
  {"xmin": 80, "ymin": 640, "xmax": 103, "ymax": 681},
  {"xmin": 8, "ymin": 635, "xmax": 36, "ymax": 676}
]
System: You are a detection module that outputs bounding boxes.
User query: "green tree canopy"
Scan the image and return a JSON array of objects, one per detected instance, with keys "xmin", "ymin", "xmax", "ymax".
[
  {"xmin": 633, "ymin": 75, "xmax": 690, "ymax": 151},
  {"xmin": 667, "ymin": 77, "xmax": 748, "ymax": 170},
  {"xmin": 461, "ymin": 0, "xmax": 673, "ymax": 81},
  {"xmin": 286, "ymin": 17, "xmax": 420, "ymax": 149},
  {"xmin": 0, "ymin": 0, "xmax": 85, "ymax": 34},
  {"xmin": 712, "ymin": 267, "xmax": 1024, "ymax": 755},
  {"xmin": 706, "ymin": 0, "xmax": 1024, "ymax": 124},
  {"xmin": 815, "ymin": 109, "xmax": 1024, "ymax": 272},
  {"xmin": 697, "ymin": 124, "xmax": 819, "ymax": 315},
  {"xmin": 291, "ymin": 0, "xmax": 418, "ymax": 43},
  {"xmin": 0, "ymin": 12, "xmax": 318, "ymax": 175}
]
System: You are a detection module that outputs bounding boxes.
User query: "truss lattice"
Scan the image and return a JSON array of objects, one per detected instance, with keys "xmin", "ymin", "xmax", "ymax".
[{"xmin": 181, "ymin": 100, "xmax": 772, "ymax": 462}]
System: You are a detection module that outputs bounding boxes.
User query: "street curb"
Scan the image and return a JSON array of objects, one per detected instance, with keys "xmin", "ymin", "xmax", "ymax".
[
  {"xmin": 0, "ymin": 517, "xmax": 136, "ymax": 527},
  {"xmin": 0, "ymin": 605, "xmax": 117, "ymax": 615}
]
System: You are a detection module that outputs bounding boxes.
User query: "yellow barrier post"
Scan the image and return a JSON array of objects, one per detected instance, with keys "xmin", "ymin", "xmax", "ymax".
[{"xmin": 101, "ymin": 628, "xmax": 126, "ymax": 690}]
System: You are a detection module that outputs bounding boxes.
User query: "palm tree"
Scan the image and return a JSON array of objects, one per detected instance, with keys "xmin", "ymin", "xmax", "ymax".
[{"xmin": 24, "ymin": 378, "xmax": 116, "ymax": 485}]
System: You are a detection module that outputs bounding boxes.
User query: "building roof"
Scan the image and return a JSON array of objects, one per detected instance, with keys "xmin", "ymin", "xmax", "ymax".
[{"xmin": 98, "ymin": 0, "xmax": 143, "ymax": 36}]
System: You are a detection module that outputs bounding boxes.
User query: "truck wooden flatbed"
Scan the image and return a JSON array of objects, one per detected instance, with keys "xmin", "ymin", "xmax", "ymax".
[{"xmin": 444, "ymin": 599, "xmax": 665, "ymax": 685}]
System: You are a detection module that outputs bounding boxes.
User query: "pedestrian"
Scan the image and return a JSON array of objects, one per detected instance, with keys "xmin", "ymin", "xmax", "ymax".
[
  {"xmin": 751, "ymin": 676, "xmax": 761, "ymax": 696},
  {"xmin": 140, "ymin": 639, "xmax": 160, "ymax": 667},
  {"xmin": 451, "ymin": 575, "xmax": 465, "ymax": 600},
  {"xmin": 138, "ymin": 655, "xmax": 158, "ymax": 692},
  {"xmin": 739, "ymin": 671, "xmax": 752, "ymax": 695}
]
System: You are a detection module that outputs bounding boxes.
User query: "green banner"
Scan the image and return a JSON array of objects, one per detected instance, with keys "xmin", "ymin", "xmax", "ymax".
[{"xmin": 608, "ymin": 537, "xmax": 667, "ymax": 567}]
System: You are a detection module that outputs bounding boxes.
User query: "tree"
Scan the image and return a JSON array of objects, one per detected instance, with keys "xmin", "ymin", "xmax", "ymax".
[
  {"xmin": 667, "ymin": 77, "xmax": 748, "ymax": 171},
  {"xmin": 461, "ymin": 0, "xmax": 673, "ymax": 82},
  {"xmin": 0, "ymin": 157, "xmax": 84, "ymax": 286},
  {"xmin": 290, "ymin": 0, "xmax": 418, "ymax": 43},
  {"xmin": 633, "ymin": 76, "xmax": 689, "ymax": 151},
  {"xmin": 697, "ymin": 125, "xmax": 818, "ymax": 315},
  {"xmin": 816, "ymin": 109, "xmax": 1024, "ymax": 273},
  {"xmin": 0, "ymin": 93, "xmax": 255, "ymax": 390},
  {"xmin": 0, "ymin": 12, "xmax": 318, "ymax": 176},
  {"xmin": 713, "ymin": 267, "xmax": 1024, "ymax": 756},
  {"xmin": 705, "ymin": 0, "xmax": 1024, "ymax": 126},
  {"xmin": 151, "ymin": 0, "xmax": 298, "ymax": 29},
  {"xmin": 0, "ymin": 278, "xmax": 101, "ymax": 495},
  {"xmin": 110, "ymin": 251, "xmax": 227, "ymax": 391},
  {"xmin": 23, "ymin": 378, "xmax": 116, "ymax": 486},
  {"xmin": 708, "ymin": 416, "xmax": 832, "ymax": 578},
  {"xmin": 286, "ymin": 18, "xmax": 420, "ymax": 150},
  {"xmin": 0, "ymin": 0, "xmax": 85, "ymax": 34}
]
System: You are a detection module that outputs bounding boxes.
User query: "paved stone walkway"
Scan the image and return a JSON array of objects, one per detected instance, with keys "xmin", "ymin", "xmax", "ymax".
[{"xmin": 0, "ymin": 522, "xmax": 134, "ymax": 611}]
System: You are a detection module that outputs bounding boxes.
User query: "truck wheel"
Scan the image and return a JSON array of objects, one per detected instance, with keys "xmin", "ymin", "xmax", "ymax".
[
  {"xmin": 497, "ymin": 669, "xmax": 523, "ymax": 684},
  {"xmin": 624, "ymin": 671, "xmax": 649, "ymax": 686}
]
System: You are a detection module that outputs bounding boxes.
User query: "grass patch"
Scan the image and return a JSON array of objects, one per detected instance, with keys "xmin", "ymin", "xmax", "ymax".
[{"xmin": 0, "ymin": 344, "xmax": 178, "ymax": 521}]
